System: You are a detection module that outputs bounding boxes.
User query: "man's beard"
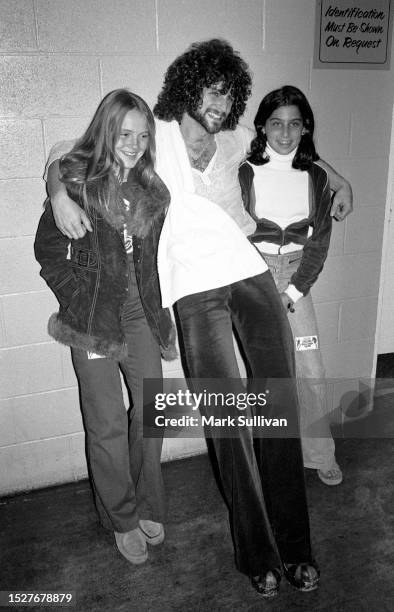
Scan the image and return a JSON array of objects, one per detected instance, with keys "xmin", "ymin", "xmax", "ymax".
[{"xmin": 189, "ymin": 107, "xmax": 227, "ymax": 134}]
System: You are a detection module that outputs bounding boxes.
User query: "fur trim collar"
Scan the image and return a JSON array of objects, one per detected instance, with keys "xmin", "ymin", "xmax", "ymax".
[
  {"xmin": 122, "ymin": 170, "xmax": 170, "ymax": 238},
  {"xmin": 84, "ymin": 170, "xmax": 170, "ymax": 239}
]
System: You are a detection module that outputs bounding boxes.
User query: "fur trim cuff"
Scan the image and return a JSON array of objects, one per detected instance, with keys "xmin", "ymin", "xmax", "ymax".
[{"xmin": 48, "ymin": 313, "xmax": 127, "ymax": 360}]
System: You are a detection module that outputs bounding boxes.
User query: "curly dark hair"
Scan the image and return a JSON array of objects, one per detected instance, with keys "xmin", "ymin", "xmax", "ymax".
[
  {"xmin": 249, "ymin": 85, "xmax": 319, "ymax": 170},
  {"xmin": 153, "ymin": 39, "xmax": 252, "ymax": 130}
]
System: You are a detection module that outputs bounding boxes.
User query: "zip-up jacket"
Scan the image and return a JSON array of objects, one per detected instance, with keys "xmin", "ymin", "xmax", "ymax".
[{"xmin": 239, "ymin": 161, "xmax": 332, "ymax": 296}]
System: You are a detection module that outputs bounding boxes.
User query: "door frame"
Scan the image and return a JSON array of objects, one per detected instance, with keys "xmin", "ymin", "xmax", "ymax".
[{"xmin": 374, "ymin": 103, "xmax": 394, "ymax": 370}]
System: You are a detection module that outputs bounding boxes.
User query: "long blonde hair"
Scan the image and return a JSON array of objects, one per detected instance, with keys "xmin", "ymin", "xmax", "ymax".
[{"xmin": 60, "ymin": 89, "xmax": 157, "ymax": 211}]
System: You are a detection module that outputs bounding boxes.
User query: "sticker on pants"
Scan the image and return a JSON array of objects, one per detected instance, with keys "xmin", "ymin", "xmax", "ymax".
[
  {"xmin": 295, "ymin": 335, "xmax": 318, "ymax": 351},
  {"xmin": 87, "ymin": 351, "xmax": 106, "ymax": 359}
]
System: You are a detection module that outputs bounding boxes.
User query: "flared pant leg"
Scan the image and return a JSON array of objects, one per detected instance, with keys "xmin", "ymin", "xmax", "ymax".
[
  {"xmin": 121, "ymin": 316, "xmax": 166, "ymax": 524},
  {"xmin": 263, "ymin": 251, "xmax": 337, "ymax": 471},
  {"xmin": 230, "ymin": 272, "xmax": 313, "ymax": 565},
  {"xmin": 175, "ymin": 271, "xmax": 313, "ymax": 573},
  {"xmin": 71, "ymin": 313, "xmax": 164, "ymax": 532}
]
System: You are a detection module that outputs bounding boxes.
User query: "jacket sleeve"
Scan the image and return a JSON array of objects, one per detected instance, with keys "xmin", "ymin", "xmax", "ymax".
[
  {"xmin": 34, "ymin": 200, "xmax": 78, "ymax": 307},
  {"xmin": 290, "ymin": 167, "xmax": 332, "ymax": 295},
  {"xmin": 238, "ymin": 162, "xmax": 255, "ymax": 216},
  {"xmin": 43, "ymin": 140, "xmax": 76, "ymax": 180}
]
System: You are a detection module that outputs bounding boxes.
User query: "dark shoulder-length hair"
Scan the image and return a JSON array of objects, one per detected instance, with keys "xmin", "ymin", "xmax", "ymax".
[
  {"xmin": 248, "ymin": 85, "xmax": 319, "ymax": 170},
  {"xmin": 153, "ymin": 38, "xmax": 252, "ymax": 130},
  {"xmin": 59, "ymin": 88, "xmax": 157, "ymax": 211}
]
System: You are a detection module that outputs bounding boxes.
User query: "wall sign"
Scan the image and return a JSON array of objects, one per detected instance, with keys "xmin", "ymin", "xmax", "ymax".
[{"xmin": 314, "ymin": 0, "xmax": 393, "ymax": 69}]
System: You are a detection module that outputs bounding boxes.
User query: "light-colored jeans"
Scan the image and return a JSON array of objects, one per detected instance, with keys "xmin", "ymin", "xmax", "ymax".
[{"xmin": 263, "ymin": 251, "xmax": 337, "ymax": 471}]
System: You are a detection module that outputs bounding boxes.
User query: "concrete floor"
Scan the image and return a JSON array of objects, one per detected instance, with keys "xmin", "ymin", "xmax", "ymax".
[{"xmin": 1, "ymin": 396, "xmax": 394, "ymax": 611}]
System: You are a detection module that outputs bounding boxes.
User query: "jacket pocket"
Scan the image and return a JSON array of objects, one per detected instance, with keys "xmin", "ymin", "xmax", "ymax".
[
  {"xmin": 71, "ymin": 247, "xmax": 98, "ymax": 270},
  {"xmin": 53, "ymin": 270, "xmax": 79, "ymax": 309}
]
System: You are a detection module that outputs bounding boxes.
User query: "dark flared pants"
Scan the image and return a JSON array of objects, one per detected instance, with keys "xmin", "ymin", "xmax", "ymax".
[{"xmin": 175, "ymin": 271, "xmax": 313, "ymax": 575}]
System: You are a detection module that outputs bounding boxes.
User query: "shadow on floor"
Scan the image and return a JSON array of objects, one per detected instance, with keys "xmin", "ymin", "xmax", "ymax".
[{"xmin": 2, "ymin": 396, "xmax": 394, "ymax": 611}]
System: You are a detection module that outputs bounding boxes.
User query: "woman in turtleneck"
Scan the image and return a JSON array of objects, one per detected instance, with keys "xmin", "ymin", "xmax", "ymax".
[{"xmin": 240, "ymin": 85, "xmax": 343, "ymax": 488}]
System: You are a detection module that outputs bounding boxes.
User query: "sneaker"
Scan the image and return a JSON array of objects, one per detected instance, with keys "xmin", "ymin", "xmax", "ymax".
[
  {"xmin": 114, "ymin": 528, "xmax": 148, "ymax": 564},
  {"xmin": 139, "ymin": 520, "xmax": 165, "ymax": 546},
  {"xmin": 317, "ymin": 465, "xmax": 343, "ymax": 486}
]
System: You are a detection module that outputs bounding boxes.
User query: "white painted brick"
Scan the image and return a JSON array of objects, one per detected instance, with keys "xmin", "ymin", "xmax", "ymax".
[
  {"xmin": 22, "ymin": 437, "xmax": 74, "ymax": 491},
  {"xmin": 310, "ymin": 69, "xmax": 394, "ymax": 115},
  {"xmin": 0, "ymin": 120, "xmax": 44, "ymax": 179},
  {"xmin": 0, "ymin": 237, "xmax": 45, "ymax": 294},
  {"xmin": 245, "ymin": 54, "xmax": 310, "ymax": 127},
  {"xmin": 223, "ymin": 0, "xmax": 263, "ymax": 55},
  {"xmin": 328, "ymin": 220, "xmax": 345, "ymax": 256},
  {"xmin": 158, "ymin": 0, "xmax": 226, "ymax": 54},
  {"xmin": 36, "ymin": 0, "xmax": 156, "ymax": 53},
  {"xmin": 339, "ymin": 297, "xmax": 379, "ymax": 343},
  {"xmin": 351, "ymin": 110, "xmax": 392, "ymax": 158},
  {"xmin": 1, "ymin": 343, "xmax": 63, "ymax": 399},
  {"xmin": 43, "ymin": 117, "xmax": 91, "ymax": 157},
  {"xmin": 313, "ymin": 253, "xmax": 381, "ymax": 302},
  {"xmin": 1, "ymin": 291, "xmax": 57, "ymax": 347},
  {"xmin": 10, "ymin": 388, "xmax": 82, "ymax": 443},
  {"xmin": 0, "ymin": 444, "xmax": 29, "ymax": 494},
  {"xmin": 313, "ymin": 102, "xmax": 351, "ymax": 159},
  {"xmin": 334, "ymin": 158, "xmax": 389, "ymax": 208},
  {"xmin": 101, "ymin": 56, "xmax": 172, "ymax": 111},
  {"xmin": 0, "ymin": 302, "xmax": 6, "ymax": 348},
  {"xmin": 0, "ymin": 56, "xmax": 100, "ymax": 119},
  {"xmin": 265, "ymin": 0, "xmax": 315, "ymax": 57},
  {"xmin": 344, "ymin": 206, "xmax": 385, "ymax": 255},
  {"xmin": 0, "ymin": 0, "xmax": 37, "ymax": 52},
  {"xmin": 161, "ymin": 0, "xmax": 265, "ymax": 59},
  {"xmin": 0, "ymin": 398, "xmax": 17, "ymax": 446},
  {"xmin": 69, "ymin": 432, "xmax": 88, "ymax": 480},
  {"xmin": 0, "ymin": 179, "xmax": 47, "ymax": 238},
  {"xmin": 309, "ymin": 73, "xmax": 392, "ymax": 160}
]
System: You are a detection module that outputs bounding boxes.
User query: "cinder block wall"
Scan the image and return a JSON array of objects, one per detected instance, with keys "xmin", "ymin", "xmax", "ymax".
[{"xmin": 1, "ymin": 0, "xmax": 393, "ymax": 495}]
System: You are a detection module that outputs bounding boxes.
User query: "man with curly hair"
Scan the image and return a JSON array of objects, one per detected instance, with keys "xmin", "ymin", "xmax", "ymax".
[
  {"xmin": 148, "ymin": 38, "xmax": 323, "ymax": 597},
  {"xmin": 45, "ymin": 39, "xmax": 352, "ymax": 596}
]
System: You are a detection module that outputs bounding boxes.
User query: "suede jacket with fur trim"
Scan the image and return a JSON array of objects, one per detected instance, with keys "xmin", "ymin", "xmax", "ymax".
[
  {"xmin": 239, "ymin": 161, "xmax": 332, "ymax": 296},
  {"xmin": 34, "ymin": 169, "xmax": 177, "ymax": 361}
]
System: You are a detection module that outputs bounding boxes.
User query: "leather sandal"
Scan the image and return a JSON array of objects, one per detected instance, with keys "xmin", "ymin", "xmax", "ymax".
[
  {"xmin": 250, "ymin": 568, "xmax": 281, "ymax": 598},
  {"xmin": 283, "ymin": 561, "xmax": 320, "ymax": 592},
  {"xmin": 317, "ymin": 465, "xmax": 343, "ymax": 486}
]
